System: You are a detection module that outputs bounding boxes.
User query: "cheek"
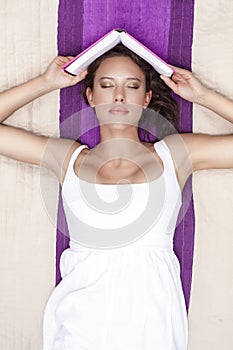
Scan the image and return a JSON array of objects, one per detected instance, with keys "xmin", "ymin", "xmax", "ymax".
[
  {"xmin": 126, "ymin": 90, "xmax": 146, "ymax": 104},
  {"xmin": 92, "ymin": 89, "xmax": 113, "ymax": 105}
]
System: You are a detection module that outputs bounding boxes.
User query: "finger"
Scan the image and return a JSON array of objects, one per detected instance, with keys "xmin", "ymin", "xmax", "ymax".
[
  {"xmin": 168, "ymin": 64, "xmax": 191, "ymax": 76},
  {"xmin": 79, "ymin": 69, "xmax": 88, "ymax": 79},
  {"xmin": 172, "ymin": 71, "xmax": 192, "ymax": 84},
  {"xmin": 160, "ymin": 75, "xmax": 178, "ymax": 93},
  {"xmin": 171, "ymin": 72, "xmax": 184, "ymax": 81},
  {"xmin": 56, "ymin": 56, "xmax": 72, "ymax": 66},
  {"xmin": 171, "ymin": 73, "xmax": 188, "ymax": 84},
  {"xmin": 72, "ymin": 69, "xmax": 88, "ymax": 83}
]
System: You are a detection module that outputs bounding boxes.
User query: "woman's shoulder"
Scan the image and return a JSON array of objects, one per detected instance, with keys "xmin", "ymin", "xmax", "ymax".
[
  {"xmin": 60, "ymin": 140, "xmax": 90, "ymax": 183},
  {"xmin": 162, "ymin": 134, "xmax": 194, "ymax": 189},
  {"xmin": 45, "ymin": 138, "xmax": 88, "ymax": 184}
]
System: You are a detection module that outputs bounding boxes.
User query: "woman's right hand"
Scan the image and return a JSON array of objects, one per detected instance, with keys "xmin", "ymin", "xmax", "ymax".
[{"xmin": 42, "ymin": 56, "xmax": 88, "ymax": 90}]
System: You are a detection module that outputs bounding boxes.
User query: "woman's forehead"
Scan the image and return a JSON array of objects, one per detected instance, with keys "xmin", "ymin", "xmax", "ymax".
[{"xmin": 95, "ymin": 56, "xmax": 145, "ymax": 79}]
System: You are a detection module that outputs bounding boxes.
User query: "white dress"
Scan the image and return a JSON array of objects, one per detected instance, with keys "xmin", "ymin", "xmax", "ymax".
[{"xmin": 43, "ymin": 140, "xmax": 188, "ymax": 350}]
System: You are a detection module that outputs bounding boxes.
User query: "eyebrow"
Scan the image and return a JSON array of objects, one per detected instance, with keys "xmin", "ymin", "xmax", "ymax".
[{"xmin": 99, "ymin": 77, "xmax": 142, "ymax": 82}]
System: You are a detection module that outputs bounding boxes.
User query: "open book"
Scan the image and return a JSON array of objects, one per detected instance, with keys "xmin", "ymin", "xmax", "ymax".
[{"xmin": 63, "ymin": 29, "xmax": 173, "ymax": 77}]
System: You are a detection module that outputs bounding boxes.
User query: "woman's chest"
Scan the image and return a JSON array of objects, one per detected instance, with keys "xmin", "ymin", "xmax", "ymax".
[{"xmin": 74, "ymin": 148, "xmax": 163, "ymax": 185}]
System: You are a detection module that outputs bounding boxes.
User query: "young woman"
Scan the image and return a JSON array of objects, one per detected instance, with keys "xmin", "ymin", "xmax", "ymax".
[{"xmin": 0, "ymin": 44, "xmax": 232, "ymax": 350}]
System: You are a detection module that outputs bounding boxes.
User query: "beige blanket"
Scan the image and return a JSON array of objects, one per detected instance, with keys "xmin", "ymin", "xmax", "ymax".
[
  {"xmin": 189, "ymin": 1, "xmax": 233, "ymax": 349},
  {"xmin": 0, "ymin": 1, "xmax": 59, "ymax": 349}
]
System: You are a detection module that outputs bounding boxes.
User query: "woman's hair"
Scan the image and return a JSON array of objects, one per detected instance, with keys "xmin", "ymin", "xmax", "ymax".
[{"xmin": 82, "ymin": 44, "xmax": 179, "ymax": 141}]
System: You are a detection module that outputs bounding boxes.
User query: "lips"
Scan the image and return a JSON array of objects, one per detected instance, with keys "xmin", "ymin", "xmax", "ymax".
[{"xmin": 109, "ymin": 106, "xmax": 129, "ymax": 114}]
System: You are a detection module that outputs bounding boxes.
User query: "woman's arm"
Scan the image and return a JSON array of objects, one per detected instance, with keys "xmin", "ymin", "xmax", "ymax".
[
  {"xmin": 0, "ymin": 56, "xmax": 87, "ymax": 123},
  {"xmin": 160, "ymin": 66, "xmax": 233, "ymax": 124},
  {"xmin": 161, "ymin": 66, "xmax": 233, "ymax": 188},
  {"xmin": 0, "ymin": 57, "xmax": 87, "ymax": 180},
  {"xmin": 164, "ymin": 132, "xmax": 233, "ymax": 191}
]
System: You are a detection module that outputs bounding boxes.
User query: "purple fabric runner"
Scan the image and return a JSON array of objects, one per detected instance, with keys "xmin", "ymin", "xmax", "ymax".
[
  {"xmin": 168, "ymin": 0, "xmax": 195, "ymax": 310},
  {"xmin": 56, "ymin": 0, "xmax": 195, "ymax": 310},
  {"xmin": 82, "ymin": 0, "xmax": 171, "ymax": 60},
  {"xmin": 56, "ymin": 0, "xmax": 84, "ymax": 284}
]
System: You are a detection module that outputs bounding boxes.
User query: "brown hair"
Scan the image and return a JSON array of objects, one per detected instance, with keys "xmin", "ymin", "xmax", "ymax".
[{"xmin": 82, "ymin": 44, "xmax": 179, "ymax": 142}]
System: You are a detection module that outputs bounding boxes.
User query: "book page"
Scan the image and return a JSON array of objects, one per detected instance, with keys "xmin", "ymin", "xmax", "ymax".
[
  {"xmin": 120, "ymin": 32, "xmax": 172, "ymax": 76},
  {"xmin": 66, "ymin": 30, "xmax": 121, "ymax": 75}
]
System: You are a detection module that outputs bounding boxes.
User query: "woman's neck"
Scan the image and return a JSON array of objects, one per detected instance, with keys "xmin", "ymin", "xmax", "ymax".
[{"xmin": 98, "ymin": 123, "xmax": 142, "ymax": 158}]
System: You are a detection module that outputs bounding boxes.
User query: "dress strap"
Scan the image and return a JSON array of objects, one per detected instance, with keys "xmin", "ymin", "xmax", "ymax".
[
  {"xmin": 63, "ymin": 144, "xmax": 89, "ymax": 186},
  {"xmin": 154, "ymin": 140, "xmax": 180, "ymax": 193},
  {"xmin": 68, "ymin": 144, "xmax": 89, "ymax": 170}
]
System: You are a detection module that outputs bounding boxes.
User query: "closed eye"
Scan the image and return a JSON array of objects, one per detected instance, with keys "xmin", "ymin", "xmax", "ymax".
[
  {"xmin": 100, "ymin": 85, "xmax": 113, "ymax": 88},
  {"xmin": 100, "ymin": 85, "xmax": 139, "ymax": 89}
]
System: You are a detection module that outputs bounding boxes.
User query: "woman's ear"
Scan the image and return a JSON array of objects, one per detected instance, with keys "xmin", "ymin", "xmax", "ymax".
[
  {"xmin": 85, "ymin": 87, "xmax": 94, "ymax": 107},
  {"xmin": 144, "ymin": 90, "xmax": 152, "ymax": 108}
]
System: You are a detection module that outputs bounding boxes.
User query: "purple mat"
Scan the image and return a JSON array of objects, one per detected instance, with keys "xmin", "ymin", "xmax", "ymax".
[
  {"xmin": 168, "ymin": 0, "xmax": 195, "ymax": 309},
  {"xmin": 57, "ymin": 0, "xmax": 195, "ymax": 311},
  {"xmin": 56, "ymin": 0, "xmax": 84, "ymax": 284}
]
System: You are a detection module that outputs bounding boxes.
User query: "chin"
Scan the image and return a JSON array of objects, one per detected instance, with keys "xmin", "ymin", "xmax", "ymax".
[{"xmin": 105, "ymin": 121, "xmax": 138, "ymax": 130}]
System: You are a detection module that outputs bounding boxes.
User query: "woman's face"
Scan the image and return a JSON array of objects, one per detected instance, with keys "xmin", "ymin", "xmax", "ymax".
[{"xmin": 86, "ymin": 56, "xmax": 152, "ymax": 126}]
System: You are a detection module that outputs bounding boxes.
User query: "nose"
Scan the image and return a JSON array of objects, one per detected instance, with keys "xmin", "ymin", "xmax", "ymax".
[{"xmin": 113, "ymin": 88, "xmax": 125, "ymax": 103}]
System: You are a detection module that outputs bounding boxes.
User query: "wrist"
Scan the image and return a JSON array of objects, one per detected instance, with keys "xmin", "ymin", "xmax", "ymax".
[
  {"xmin": 193, "ymin": 87, "xmax": 213, "ymax": 107},
  {"xmin": 38, "ymin": 73, "xmax": 60, "ymax": 92}
]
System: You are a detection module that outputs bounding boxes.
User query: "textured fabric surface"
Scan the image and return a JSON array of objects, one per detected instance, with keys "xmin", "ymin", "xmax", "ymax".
[
  {"xmin": 56, "ymin": 0, "xmax": 84, "ymax": 284},
  {"xmin": 189, "ymin": 0, "xmax": 233, "ymax": 348},
  {"xmin": 168, "ymin": 0, "xmax": 195, "ymax": 310},
  {"xmin": 0, "ymin": 1, "xmax": 59, "ymax": 349}
]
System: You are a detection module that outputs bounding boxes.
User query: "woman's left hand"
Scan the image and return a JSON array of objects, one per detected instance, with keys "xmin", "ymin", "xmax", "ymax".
[{"xmin": 160, "ymin": 65, "xmax": 209, "ymax": 104}]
